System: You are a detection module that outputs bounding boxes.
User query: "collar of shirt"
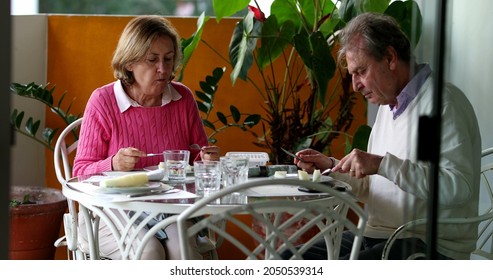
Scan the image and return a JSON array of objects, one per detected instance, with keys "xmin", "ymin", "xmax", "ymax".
[
  {"xmin": 390, "ymin": 64, "xmax": 432, "ymax": 119},
  {"xmin": 114, "ymin": 80, "xmax": 182, "ymax": 113}
]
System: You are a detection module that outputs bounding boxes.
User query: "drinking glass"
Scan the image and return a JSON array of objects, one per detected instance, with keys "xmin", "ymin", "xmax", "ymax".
[
  {"xmin": 163, "ymin": 150, "xmax": 190, "ymax": 181},
  {"xmin": 220, "ymin": 156, "xmax": 249, "ymax": 188},
  {"xmin": 193, "ymin": 161, "xmax": 221, "ymax": 196}
]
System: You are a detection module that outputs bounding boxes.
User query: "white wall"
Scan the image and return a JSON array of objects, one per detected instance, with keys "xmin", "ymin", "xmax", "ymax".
[
  {"xmin": 446, "ymin": 0, "xmax": 493, "ymax": 151},
  {"xmin": 11, "ymin": 15, "xmax": 47, "ymax": 186},
  {"xmin": 369, "ymin": 0, "xmax": 493, "ymax": 154}
]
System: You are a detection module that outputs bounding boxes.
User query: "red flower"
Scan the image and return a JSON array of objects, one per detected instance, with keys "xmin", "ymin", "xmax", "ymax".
[{"xmin": 248, "ymin": 5, "xmax": 266, "ymax": 22}]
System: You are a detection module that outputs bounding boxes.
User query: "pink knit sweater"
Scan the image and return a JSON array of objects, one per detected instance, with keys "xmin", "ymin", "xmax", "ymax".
[{"xmin": 73, "ymin": 81, "xmax": 208, "ymax": 176}]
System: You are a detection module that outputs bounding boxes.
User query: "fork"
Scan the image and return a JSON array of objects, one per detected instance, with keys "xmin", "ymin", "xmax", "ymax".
[
  {"xmin": 144, "ymin": 153, "xmax": 162, "ymax": 157},
  {"xmin": 189, "ymin": 144, "xmax": 202, "ymax": 151},
  {"xmin": 321, "ymin": 168, "xmax": 332, "ymax": 176}
]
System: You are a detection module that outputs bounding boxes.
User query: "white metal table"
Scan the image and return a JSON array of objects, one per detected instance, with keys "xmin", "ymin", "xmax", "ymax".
[{"xmin": 63, "ymin": 173, "xmax": 352, "ymax": 259}]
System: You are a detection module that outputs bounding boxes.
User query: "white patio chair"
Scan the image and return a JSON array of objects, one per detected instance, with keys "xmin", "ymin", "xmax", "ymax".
[
  {"xmin": 382, "ymin": 147, "xmax": 493, "ymax": 260},
  {"xmin": 177, "ymin": 178, "xmax": 367, "ymax": 260},
  {"xmin": 53, "ymin": 118, "xmax": 104, "ymax": 259},
  {"xmin": 54, "ymin": 117, "xmax": 217, "ymax": 260}
]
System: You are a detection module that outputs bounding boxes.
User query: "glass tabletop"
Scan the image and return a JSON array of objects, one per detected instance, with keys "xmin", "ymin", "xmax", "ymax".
[{"xmin": 67, "ymin": 172, "xmax": 348, "ymax": 207}]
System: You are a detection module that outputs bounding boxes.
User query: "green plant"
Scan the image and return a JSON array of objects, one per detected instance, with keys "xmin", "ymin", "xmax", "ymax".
[
  {"xmin": 193, "ymin": 67, "xmax": 261, "ymax": 144},
  {"xmin": 182, "ymin": 0, "xmax": 422, "ymax": 163},
  {"xmin": 10, "ymin": 82, "xmax": 81, "ymax": 151},
  {"xmin": 9, "ymin": 193, "xmax": 35, "ymax": 207}
]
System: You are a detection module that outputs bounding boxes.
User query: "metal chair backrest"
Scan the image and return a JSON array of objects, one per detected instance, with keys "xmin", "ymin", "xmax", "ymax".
[
  {"xmin": 474, "ymin": 147, "xmax": 493, "ymax": 259},
  {"xmin": 382, "ymin": 147, "xmax": 493, "ymax": 260},
  {"xmin": 177, "ymin": 178, "xmax": 367, "ymax": 260},
  {"xmin": 54, "ymin": 118, "xmax": 82, "ymax": 185},
  {"xmin": 53, "ymin": 118, "xmax": 85, "ymax": 259}
]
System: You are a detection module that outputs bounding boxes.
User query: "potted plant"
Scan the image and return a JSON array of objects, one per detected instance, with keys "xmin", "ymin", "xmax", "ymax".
[
  {"xmin": 9, "ymin": 82, "xmax": 81, "ymax": 259},
  {"xmin": 181, "ymin": 0, "xmax": 422, "ymax": 163}
]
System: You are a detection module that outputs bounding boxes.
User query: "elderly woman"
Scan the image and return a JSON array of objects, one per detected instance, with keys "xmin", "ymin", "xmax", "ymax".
[{"xmin": 74, "ymin": 15, "xmax": 220, "ymax": 259}]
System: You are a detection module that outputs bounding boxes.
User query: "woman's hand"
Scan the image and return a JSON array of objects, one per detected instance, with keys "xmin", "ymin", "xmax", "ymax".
[
  {"xmin": 112, "ymin": 147, "xmax": 145, "ymax": 171},
  {"xmin": 200, "ymin": 146, "xmax": 221, "ymax": 161}
]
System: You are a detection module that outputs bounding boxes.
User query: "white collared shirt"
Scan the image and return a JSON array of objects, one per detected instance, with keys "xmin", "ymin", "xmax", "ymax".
[{"xmin": 113, "ymin": 79, "xmax": 182, "ymax": 113}]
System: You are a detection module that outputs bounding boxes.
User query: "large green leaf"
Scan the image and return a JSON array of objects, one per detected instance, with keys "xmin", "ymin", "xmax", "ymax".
[
  {"xmin": 229, "ymin": 13, "xmax": 261, "ymax": 83},
  {"xmin": 385, "ymin": 0, "xmax": 422, "ymax": 48},
  {"xmin": 257, "ymin": 15, "xmax": 295, "ymax": 70},
  {"xmin": 351, "ymin": 124, "xmax": 372, "ymax": 151},
  {"xmin": 213, "ymin": 0, "xmax": 250, "ymax": 22},
  {"xmin": 271, "ymin": 0, "xmax": 336, "ymax": 32},
  {"xmin": 339, "ymin": 0, "xmax": 390, "ymax": 22},
  {"xmin": 363, "ymin": 0, "xmax": 391, "ymax": 13},
  {"xmin": 179, "ymin": 13, "xmax": 209, "ymax": 81},
  {"xmin": 294, "ymin": 30, "xmax": 335, "ymax": 103},
  {"xmin": 270, "ymin": 0, "xmax": 304, "ymax": 31}
]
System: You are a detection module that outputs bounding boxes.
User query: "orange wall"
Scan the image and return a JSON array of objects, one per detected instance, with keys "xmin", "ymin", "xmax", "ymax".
[{"xmin": 45, "ymin": 15, "xmax": 267, "ymax": 190}]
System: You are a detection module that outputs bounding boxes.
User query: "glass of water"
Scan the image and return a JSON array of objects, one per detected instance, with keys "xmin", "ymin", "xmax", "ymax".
[
  {"xmin": 220, "ymin": 156, "xmax": 249, "ymax": 188},
  {"xmin": 163, "ymin": 150, "xmax": 190, "ymax": 181},
  {"xmin": 193, "ymin": 160, "xmax": 221, "ymax": 196}
]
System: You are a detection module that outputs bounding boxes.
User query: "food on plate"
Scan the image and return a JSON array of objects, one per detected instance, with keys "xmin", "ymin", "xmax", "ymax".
[
  {"xmin": 273, "ymin": 171, "xmax": 287, "ymax": 178},
  {"xmin": 146, "ymin": 169, "xmax": 165, "ymax": 181},
  {"xmin": 298, "ymin": 170, "xmax": 310, "ymax": 181},
  {"xmin": 186, "ymin": 165, "xmax": 193, "ymax": 173},
  {"xmin": 100, "ymin": 173, "xmax": 149, "ymax": 188},
  {"xmin": 312, "ymin": 169, "xmax": 321, "ymax": 182}
]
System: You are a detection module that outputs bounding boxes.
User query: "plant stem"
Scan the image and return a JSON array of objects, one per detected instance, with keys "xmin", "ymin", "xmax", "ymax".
[{"xmin": 14, "ymin": 130, "xmax": 53, "ymax": 151}]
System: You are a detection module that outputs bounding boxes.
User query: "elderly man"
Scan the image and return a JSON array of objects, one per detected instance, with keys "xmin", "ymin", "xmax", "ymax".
[{"xmin": 291, "ymin": 12, "xmax": 481, "ymax": 260}]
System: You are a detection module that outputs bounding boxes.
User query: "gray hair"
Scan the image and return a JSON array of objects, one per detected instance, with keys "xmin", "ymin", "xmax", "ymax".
[
  {"xmin": 337, "ymin": 12, "xmax": 411, "ymax": 68},
  {"xmin": 111, "ymin": 16, "xmax": 182, "ymax": 85}
]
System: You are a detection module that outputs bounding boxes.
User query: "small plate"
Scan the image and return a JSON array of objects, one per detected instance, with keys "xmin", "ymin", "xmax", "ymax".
[{"xmin": 94, "ymin": 182, "xmax": 164, "ymax": 194}]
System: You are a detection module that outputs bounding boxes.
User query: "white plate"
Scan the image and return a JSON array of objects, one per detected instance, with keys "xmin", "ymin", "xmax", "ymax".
[
  {"xmin": 144, "ymin": 165, "xmax": 194, "ymax": 175},
  {"xmin": 144, "ymin": 165, "xmax": 160, "ymax": 171},
  {"xmin": 94, "ymin": 182, "xmax": 164, "ymax": 194},
  {"xmin": 271, "ymin": 173, "xmax": 331, "ymax": 182},
  {"xmin": 268, "ymin": 174, "xmax": 351, "ymax": 192}
]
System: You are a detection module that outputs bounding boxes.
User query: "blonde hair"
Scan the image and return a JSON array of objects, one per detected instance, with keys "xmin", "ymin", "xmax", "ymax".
[{"xmin": 111, "ymin": 16, "xmax": 182, "ymax": 85}]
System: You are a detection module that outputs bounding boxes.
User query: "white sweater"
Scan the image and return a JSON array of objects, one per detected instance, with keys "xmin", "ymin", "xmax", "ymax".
[{"xmin": 334, "ymin": 76, "xmax": 481, "ymax": 259}]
